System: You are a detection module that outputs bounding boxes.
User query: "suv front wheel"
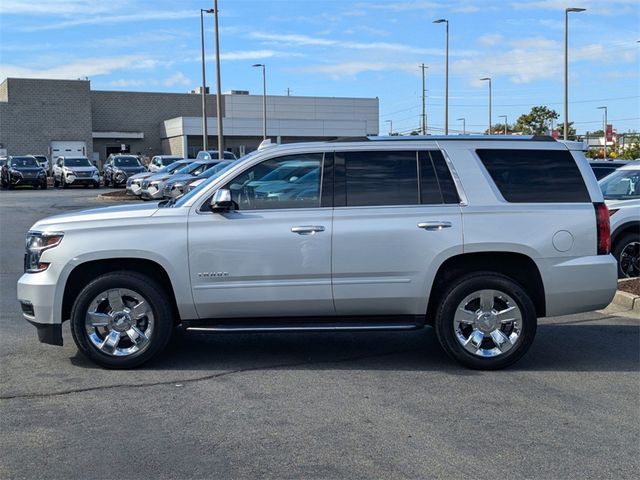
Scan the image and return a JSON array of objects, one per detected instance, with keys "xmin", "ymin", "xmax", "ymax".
[
  {"xmin": 434, "ymin": 272, "xmax": 537, "ymax": 370},
  {"xmin": 70, "ymin": 271, "xmax": 173, "ymax": 369}
]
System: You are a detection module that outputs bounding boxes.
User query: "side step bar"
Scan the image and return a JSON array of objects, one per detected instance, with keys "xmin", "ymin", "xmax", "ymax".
[{"xmin": 183, "ymin": 315, "xmax": 425, "ymax": 334}]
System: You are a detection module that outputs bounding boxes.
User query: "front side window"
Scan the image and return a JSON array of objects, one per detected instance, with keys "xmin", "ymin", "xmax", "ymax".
[
  {"xmin": 225, "ymin": 154, "xmax": 323, "ymax": 210},
  {"xmin": 476, "ymin": 149, "xmax": 590, "ymax": 203}
]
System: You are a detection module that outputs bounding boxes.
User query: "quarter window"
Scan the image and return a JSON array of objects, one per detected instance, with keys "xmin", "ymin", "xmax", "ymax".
[
  {"xmin": 477, "ymin": 149, "xmax": 590, "ymax": 203},
  {"xmin": 225, "ymin": 153, "xmax": 323, "ymax": 210}
]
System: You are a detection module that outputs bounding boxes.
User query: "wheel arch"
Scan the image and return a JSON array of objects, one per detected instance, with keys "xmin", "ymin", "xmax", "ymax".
[
  {"xmin": 61, "ymin": 258, "xmax": 181, "ymax": 325},
  {"xmin": 426, "ymin": 251, "xmax": 546, "ymax": 322},
  {"xmin": 611, "ymin": 221, "xmax": 640, "ymax": 246}
]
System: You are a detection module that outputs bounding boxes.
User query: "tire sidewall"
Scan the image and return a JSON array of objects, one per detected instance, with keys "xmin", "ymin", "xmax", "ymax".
[
  {"xmin": 70, "ymin": 271, "xmax": 173, "ymax": 369},
  {"xmin": 434, "ymin": 273, "xmax": 537, "ymax": 370},
  {"xmin": 613, "ymin": 232, "xmax": 638, "ymax": 278}
]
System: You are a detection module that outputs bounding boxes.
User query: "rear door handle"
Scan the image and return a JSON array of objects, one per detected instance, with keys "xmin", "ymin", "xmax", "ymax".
[
  {"xmin": 418, "ymin": 221, "xmax": 452, "ymax": 231},
  {"xmin": 291, "ymin": 225, "xmax": 325, "ymax": 235}
]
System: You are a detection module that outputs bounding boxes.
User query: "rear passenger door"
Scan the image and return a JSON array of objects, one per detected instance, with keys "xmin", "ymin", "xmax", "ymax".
[{"xmin": 331, "ymin": 148, "xmax": 464, "ymax": 316}]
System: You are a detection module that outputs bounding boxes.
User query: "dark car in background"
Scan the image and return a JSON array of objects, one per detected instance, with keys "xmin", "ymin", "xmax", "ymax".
[
  {"xmin": 103, "ymin": 155, "xmax": 147, "ymax": 187},
  {"xmin": 1, "ymin": 155, "xmax": 47, "ymax": 189},
  {"xmin": 589, "ymin": 160, "xmax": 630, "ymax": 180}
]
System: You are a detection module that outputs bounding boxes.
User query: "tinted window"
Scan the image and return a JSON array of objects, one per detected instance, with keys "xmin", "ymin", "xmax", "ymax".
[
  {"xmin": 344, "ymin": 151, "xmax": 418, "ymax": 206},
  {"xmin": 477, "ymin": 149, "xmax": 590, "ymax": 203},
  {"xmin": 64, "ymin": 157, "xmax": 92, "ymax": 167},
  {"xmin": 225, "ymin": 153, "xmax": 322, "ymax": 210},
  {"xmin": 430, "ymin": 150, "xmax": 460, "ymax": 203},
  {"xmin": 418, "ymin": 150, "xmax": 460, "ymax": 204},
  {"xmin": 114, "ymin": 156, "xmax": 141, "ymax": 167},
  {"xmin": 11, "ymin": 157, "xmax": 39, "ymax": 168},
  {"xmin": 591, "ymin": 166, "xmax": 618, "ymax": 180}
]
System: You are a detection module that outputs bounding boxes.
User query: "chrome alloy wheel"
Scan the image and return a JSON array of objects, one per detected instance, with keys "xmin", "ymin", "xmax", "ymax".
[
  {"xmin": 619, "ymin": 241, "xmax": 640, "ymax": 278},
  {"xmin": 453, "ymin": 289, "xmax": 523, "ymax": 358},
  {"xmin": 85, "ymin": 288, "xmax": 155, "ymax": 357}
]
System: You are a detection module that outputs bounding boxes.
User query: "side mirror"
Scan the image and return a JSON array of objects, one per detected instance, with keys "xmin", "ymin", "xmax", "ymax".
[{"xmin": 210, "ymin": 188, "xmax": 233, "ymax": 212}]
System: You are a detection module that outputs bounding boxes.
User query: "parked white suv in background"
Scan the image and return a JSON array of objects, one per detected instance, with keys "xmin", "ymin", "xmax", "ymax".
[
  {"xmin": 17, "ymin": 136, "xmax": 617, "ymax": 370},
  {"xmin": 52, "ymin": 156, "xmax": 100, "ymax": 188},
  {"xmin": 599, "ymin": 162, "xmax": 640, "ymax": 278},
  {"xmin": 148, "ymin": 155, "xmax": 183, "ymax": 173}
]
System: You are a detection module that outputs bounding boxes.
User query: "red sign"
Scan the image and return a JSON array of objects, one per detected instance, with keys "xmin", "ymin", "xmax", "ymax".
[
  {"xmin": 551, "ymin": 129, "xmax": 559, "ymax": 139},
  {"xmin": 606, "ymin": 124, "xmax": 613, "ymax": 142}
]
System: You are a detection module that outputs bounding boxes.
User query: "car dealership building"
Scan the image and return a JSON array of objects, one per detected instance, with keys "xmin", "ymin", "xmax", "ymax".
[{"xmin": 0, "ymin": 77, "xmax": 379, "ymax": 163}]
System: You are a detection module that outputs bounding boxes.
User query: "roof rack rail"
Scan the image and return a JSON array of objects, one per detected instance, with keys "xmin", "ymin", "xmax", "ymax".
[{"xmin": 362, "ymin": 135, "xmax": 556, "ymax": 142}]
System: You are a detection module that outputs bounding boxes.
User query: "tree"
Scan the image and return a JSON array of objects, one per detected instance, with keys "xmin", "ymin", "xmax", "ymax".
[
  {"xmin": 484, "ymin": 123, "xmax": 515, "ymax": 135},
  {"xmin": 619, "ymin": 135, "xmax": 640, "ymax": 160},
  {"xmin": 556, "ymin": 121, "xmax": 576, "ymax": 139},
  {"xmin": 514, "ymin": 106, "xmax": 559, "ymax": 135}
]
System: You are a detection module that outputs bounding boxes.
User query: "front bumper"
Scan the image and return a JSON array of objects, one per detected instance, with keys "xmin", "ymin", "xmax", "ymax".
[
  {"xmin": 163, "ymin": 185, "xmax": 184, "ymax": 199},
  {"xmin": 126, "ymin": 182, "xmax": 143, "ymax": 196},
  {"xmin": 10, "ymin": 175, "xmax": 46, "ymax": 186},
  {"xmin": 66, "ymin": 176, "xmax": 99, "ymax": 186},
  {"xmin": 17, "ymin": 271, "xmax": 62, "ymax": 345},
  {"xmin": 141, "ymin": 184, "xmax": 164, "ymax": 199}
]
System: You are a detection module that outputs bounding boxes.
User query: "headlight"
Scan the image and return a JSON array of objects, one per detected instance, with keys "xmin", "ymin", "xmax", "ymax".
[
  {"xmin": 9, "ymin": 168, "xmax": 21, "ymax": 176},
  {"xmin": 24, "ymin": 231, "xmax": 64, "ymax": 273}
]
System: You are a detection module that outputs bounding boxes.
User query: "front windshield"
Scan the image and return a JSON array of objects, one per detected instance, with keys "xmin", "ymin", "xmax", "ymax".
[
  {"xmin": 114, "ymin": 156, "xmax": 142, "ymax": 167},
  {"xmin": 171, "ymin": 154, "xmax": 256, "ymax": 207},
  {"xmin": 159, "ymin": 161, "xmax": 188, "ymax": 174},
  {"xmin": 599, "ymin": 168, "xmax": 640, "ymax": 200},
  {"xmin": 175, "ymin": 161, "xmax": 210, "ymax": 176},
  {"xmin": 65, "ymin": 157, "xmax": 92, "ymax": 167},
  {"xmin": 11, "ymin": 157, "xmax": 39, "ymax": 168}
]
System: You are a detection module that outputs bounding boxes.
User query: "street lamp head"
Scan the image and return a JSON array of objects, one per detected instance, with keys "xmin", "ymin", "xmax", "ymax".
[
  {"xmin": 202, "ymin": 8, "xmax": 214, "ymax": 13},
  {"xmin": 566, "ymin": 7, "xmax": 586, "ymax": 12},
  {"xmin": 252, "ymin": 63, "xmax": 264, "ymax": 68},
  {"xmin": 597, "ymin": 106, "xmax": 606, "ymax": 110},
  {"xmin": 433, "ymin": 18, "xmax": 447, "ymax": 24},
  {"xmin": 480, "ymin": 77, "xmax": 491, "ymax": 81}
]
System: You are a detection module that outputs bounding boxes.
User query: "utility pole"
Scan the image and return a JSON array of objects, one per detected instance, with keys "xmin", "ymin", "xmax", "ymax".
[
  {"xmin": 480, "ymin": 77, "xmax": 492, "ymax": 134},
  {"xmin": 419, "ymin": 64, "xmax": 428, "ymax": 135},
  {"xmin": 213, "ymin": 0, "xmax": 224, "ymax": 159},
  {"xmin": 598, "ymin": 106, "xmax": 608, "ymax": 159},
  {"xmin": 286, "ymin": 88, "xmax": 291, "ymax": 96},
  {"xmin": 199, "ymin": 8, "xmax": 214, "ymax": 151},
  {"xmin": 564, "ymin": 7, "xmax": 586, "ymax": 141}
]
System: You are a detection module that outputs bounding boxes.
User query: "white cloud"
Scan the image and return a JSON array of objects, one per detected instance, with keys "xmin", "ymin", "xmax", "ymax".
[
  {"xmin": 295, "ymin": 61, "xmax": 417, "ymax": 79},
  {"xmin": 163, "ymin": 72, "xmax": 191, "ymax": 87},
  {"xmin": 510, "ymin": 0, "xmax": 639, "ymax": 15},
  {"xmin": 0, "ymin": 55, "xmax": 162, "ymax": 81},
  {"xmin": 108, "ymin": 79, "xmax": 147, "ymax": 87},
  {"xmin": 478, "ymin": 34, "xmax": 503, "ymax": 46},
  {"xmin": 0, "ymin": 0, "xmax": 127, "ymax": 15},
  {"xmin": 21, "ymin": 10, "xmax": 197, "ymax": 31}
]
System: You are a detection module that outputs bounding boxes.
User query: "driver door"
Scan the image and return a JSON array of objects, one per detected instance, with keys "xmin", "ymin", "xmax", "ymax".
[{"xmin": 188, "ymin": 152, "xmax": 334, "ymax": 319}]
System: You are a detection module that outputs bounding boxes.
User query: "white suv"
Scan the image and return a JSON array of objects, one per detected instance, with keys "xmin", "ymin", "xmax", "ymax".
[{"xmin": 17, "ymin": 136, "xmax": 617, "ymax": 370}]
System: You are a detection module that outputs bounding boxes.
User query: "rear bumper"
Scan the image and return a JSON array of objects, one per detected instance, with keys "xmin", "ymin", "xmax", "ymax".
[{"xmin": 539, "ymin": 255, "xmax": 618, "ymax": 317}]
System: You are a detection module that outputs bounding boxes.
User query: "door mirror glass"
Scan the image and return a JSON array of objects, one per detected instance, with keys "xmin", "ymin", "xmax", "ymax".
[{"xmin": 210, "ymin": 188, "xmax": 233, "ymax": 212}]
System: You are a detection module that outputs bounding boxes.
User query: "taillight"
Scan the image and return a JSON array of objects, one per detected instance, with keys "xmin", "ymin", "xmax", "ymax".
[{"xmin": 594, "ymin": 202, "xmax": 611, "ymax": 255}]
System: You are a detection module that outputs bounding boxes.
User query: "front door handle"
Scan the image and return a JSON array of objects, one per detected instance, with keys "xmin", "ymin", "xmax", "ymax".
[
  {"xmin": 418, "ymin": 221, "xmax": 452, "ymax": 231},
  {"xmin": 291, "ymin": 225, "xmax": 325, "ymax": 235}
]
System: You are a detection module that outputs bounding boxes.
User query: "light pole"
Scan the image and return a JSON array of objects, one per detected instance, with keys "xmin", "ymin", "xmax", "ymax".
[
  {"xmin": 456, "ymin": 117, "xmax": 466, "ymax": 135},
  {"xmin": 199, "ymin": 8, "xmax": 214, "ymax": 151},
  {"xmin": 385, "ymin": 119, "xmax": 393, "ymax": 135},
  {"xmin": 212, "ymin": 0, "xmax": 224, "ymax": 160},
  {"xmin": 480, "ymin": 77, "xmax": 492, "ymax": 134},
  {"xmin": 499, "ymin": 115, "xmax": 507, "ymax": 135},
  {"xmin": 598, "ymin": 106, "xmax": 608, "ymax": 159},
  {"xmin": 419, "ymin": 63, "xmax": 428, "ymax": 135},
  {"xmin": 564, "ymin": 7, "xmax": 586, "ymax": 141},
  {"xmin": 433, "ymin": 19, "xmax": 449, "ymax": 135},
  {"xmin": 252, "ymin": 63, "xmax": 267, "ymax": 140}
]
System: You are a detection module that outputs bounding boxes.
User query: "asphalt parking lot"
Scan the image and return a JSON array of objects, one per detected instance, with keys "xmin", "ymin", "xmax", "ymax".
[{"xmin": 1, "ymin": 188, "xmax": 639, "ymax": 479}]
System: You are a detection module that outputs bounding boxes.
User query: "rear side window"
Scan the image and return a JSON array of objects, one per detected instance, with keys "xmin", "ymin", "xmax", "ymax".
[
  {"xmin": 476, "ymin": 149, "xmax": 590, "ymax": 203},
  {"xmin": 419, "ymin": 150, "xmax": 460, "ymax": 204},
  {"xmin": 344, "ymin": 151, "xmax": 418, "ymax": 206}
]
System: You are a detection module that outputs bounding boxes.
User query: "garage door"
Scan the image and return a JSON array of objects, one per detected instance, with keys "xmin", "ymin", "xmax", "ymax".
[{"xmin": 51, "ymin": 141, "xmax": 86, "ymax": 163}]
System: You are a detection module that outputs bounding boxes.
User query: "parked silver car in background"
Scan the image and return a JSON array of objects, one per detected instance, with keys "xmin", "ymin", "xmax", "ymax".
[
  {"xmin": 599, "ymin": 162, "xmax": 640, "ymax": 278},
  {"xmin": 127, "ymin": 159, "xmax": 193, "ymax": 196},
  {"xmin": 148, "ymin": 155, "xmax": 183, "ymax": 173},
  {"xmin": 52, "ymin": 156, "xmax": 100, "ymax": 188},
  {"xmin": 17, "ymin": 136, "xmax": 617, "ymax": 370}
]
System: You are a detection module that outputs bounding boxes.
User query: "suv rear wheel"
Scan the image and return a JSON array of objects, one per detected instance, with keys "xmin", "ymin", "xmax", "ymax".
[
  {"xmin": 434, "ymin": 272, "xmax": 537, "ymax": 370},
  {"xmin": 612, "ymin": 232, "xmax": 639, "ymax": 278},
  {"xmin": 70, "ymin": 271, "xmax": 173, "ymax": 369}
]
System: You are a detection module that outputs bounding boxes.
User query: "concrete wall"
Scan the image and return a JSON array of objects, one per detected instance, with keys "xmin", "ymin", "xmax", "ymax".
[
  {"xmin": 91, "ymin": 91, "xmax": 220, "ymax": 160},
  {"xmin": 0, "ymin": 78, "xmax": 93, "ymax": 157}
]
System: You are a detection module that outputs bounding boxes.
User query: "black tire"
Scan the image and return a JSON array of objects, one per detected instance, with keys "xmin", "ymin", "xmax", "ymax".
[
  {"xmin": 93, "ymin": 182, "xmax": 100, "ymax": 189},
  {"xmin": 612, "ymin": 232, "xmax": 640, "ymax": 279},
  {"xmin": 41, "ymin": 182, "xmax": 47, "ymax": 190},
  {"xmin": 70, "ymin": 271, "xmax": 174, "ymax": 369},
  {"xmin": 61, "ymin": 177, "xmax": 68, "ymax": 189},
  {"xmin": 434, "ymin": 272, "xmax": 537, "ymax": 370},
  {"xmin": 104, "ymin": 176, "xmax": 110, "ymax": 187},
  {"xmin": 53, "ymin": 176, "xmax": 59, "ymax": 188}
]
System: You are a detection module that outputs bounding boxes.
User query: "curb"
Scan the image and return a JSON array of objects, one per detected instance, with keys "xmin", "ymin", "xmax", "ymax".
[{"xmin": 612, "ymin": 290, "xmax": 640, "ymax": 312}]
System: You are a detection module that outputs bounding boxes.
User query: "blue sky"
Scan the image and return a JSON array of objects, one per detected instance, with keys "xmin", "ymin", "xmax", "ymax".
[{"xmin": 1, "ymin": 0, "xmax": 638, "ymax": 135}]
